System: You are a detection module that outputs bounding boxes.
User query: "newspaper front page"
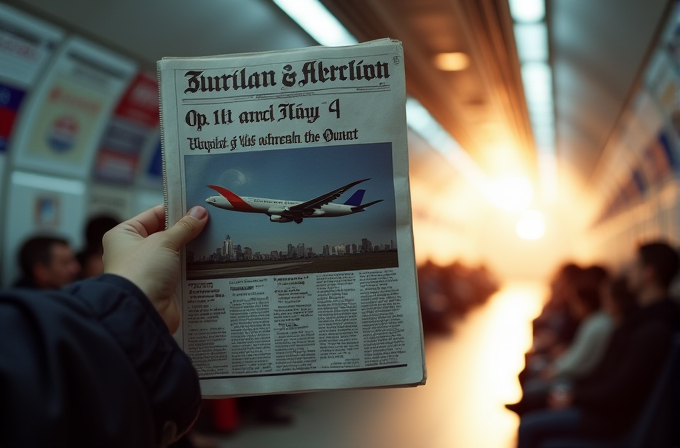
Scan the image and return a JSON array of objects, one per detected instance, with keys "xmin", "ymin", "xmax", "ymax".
[{"xmin": 158, "ymin": 39, "xmax": 425, "ymax": 397}]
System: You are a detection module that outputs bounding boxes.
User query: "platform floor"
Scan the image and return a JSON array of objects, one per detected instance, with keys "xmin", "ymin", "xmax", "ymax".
[{"xmin": 210, "ymin": 282, "xmax": 546, "ymax": 448}]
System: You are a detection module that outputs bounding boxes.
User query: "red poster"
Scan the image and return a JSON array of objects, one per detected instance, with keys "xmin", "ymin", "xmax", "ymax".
[{"xmin": 113, "ymin": 72, "xmax": 159, "ymax": 127}]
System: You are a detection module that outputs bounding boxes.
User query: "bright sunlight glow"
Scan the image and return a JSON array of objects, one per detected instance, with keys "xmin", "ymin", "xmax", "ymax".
[
  {"xmin": 488, "ymin": 176, "xmax": 533, "ymax": 211},
  {"xmin": 516, "ymin": 210, "xmax": 546, "ymax": 240}
]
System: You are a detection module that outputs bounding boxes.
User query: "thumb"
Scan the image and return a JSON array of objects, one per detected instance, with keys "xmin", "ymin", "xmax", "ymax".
[{"xmin": 163, "ymin": 206, "xmax": 209, "ymax": 250}]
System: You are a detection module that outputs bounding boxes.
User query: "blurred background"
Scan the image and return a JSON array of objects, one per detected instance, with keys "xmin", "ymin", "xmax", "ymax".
[{"xmin": 0, "ymin": 0, "xmax": 678, "ymax": 447}]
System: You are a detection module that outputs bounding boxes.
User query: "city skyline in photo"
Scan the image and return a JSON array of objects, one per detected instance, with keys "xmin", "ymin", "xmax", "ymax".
[{"xmin": 184, "ymin": 143, "xmax": 398, "ymax": 259}]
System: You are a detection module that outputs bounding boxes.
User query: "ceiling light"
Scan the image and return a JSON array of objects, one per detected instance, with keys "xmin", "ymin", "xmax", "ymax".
[
  {"xmin": 521, "ymin": 62, "xmax": 553, "ymax": 106},
  {"xmin": 433, "ymin": 52, "xmax": 470, "ymax": 71},
  {"xmin": 509, "ymin": 0, "xmax": 545, "ymax": 23},
  {"xmin": 514, "ymin": 23, "xmax": 548, "ymax": 62},
  {"xmin": 272, "ymin": 0, "xmax": 357, "ymax": 47},
  {"xmin": 529, "ymin": 111, "xmax": 554, "ymax": 127}
]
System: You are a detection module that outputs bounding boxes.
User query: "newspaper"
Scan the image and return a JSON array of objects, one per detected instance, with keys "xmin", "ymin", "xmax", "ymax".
[{"xmin": 158, "ymin": 39, "xmax": 425, "ymax": 397}]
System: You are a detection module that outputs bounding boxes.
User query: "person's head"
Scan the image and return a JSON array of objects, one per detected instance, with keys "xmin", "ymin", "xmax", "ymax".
[
  {"xmin": 628, "ymin": 241, "xmax": 680, "ymax": 295},
  {"xmin": 568, "ymin": 285, "xmax": 601, "ymax": 320},
  {"xmin": 601, "ymin": 275, "xmax": 638, "ymax": 321},
  {"xmin": 17, "ymin": 236, "xmax": 80, "ymax": 289},
  {"xmin": 84, "ymin": 215, "xmax": 120, "ymax": 254},
  {"xmin": 550, "ymin": 263, "xmax": 582, "ymax": 305},
  {"xmin": 552, "ymin": 263, "xmax": 581, "ymax": 288},
  {"xmin": 78, "ymin": 247, "xmax": 105, "ymax": 279},
  {"xmin": 580, "ymin": 265, "xmax": 609, "ymax": 288}
]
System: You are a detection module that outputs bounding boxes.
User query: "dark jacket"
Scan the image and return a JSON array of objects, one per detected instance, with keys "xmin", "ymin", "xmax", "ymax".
[
  {"xmin": 573, "ymin": 298, "xmax": 679, "ymax": 435},
  {"xmin": 0, "ymin": 274, "xmax": 201, "ymax": 448}
]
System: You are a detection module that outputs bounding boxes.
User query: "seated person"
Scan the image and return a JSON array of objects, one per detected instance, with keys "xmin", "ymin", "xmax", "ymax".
[
  {"xmin": 1, "ymin": 205, "xmax": 209, "ymax": 448},
  {"xmin": 508, "ymin": 281, "xmax": 620, "ymax": 414},
  {"xmin": 517, "ymin": 242, "xmax": 680, "ymax": 448},
  {"xmin": 77, "ymin": 214, "xmax": 120, "ymax": 279},
  {"xmin": 522, "ymin": 265, "xmax": 608, "ymax": 384},
  {"xmin": 13, "ymin": 235, "xmax": 81, "ymax": 289},
  {"xmin": 542, "ymin": 284, "xmax": 614, "ymax": 381}
]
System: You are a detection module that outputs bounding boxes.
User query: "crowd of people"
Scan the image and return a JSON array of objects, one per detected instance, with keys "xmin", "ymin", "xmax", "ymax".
[
  {"xmin": 2, "ymin": 206, "xmax": 679, "ymax": 447},
  {"xmin": 507, "ymin": 243, "xmax": 680, "ymax": 447},
  {"xmin": 417, "ymin": 260, "xmax": 499, "ymax": 334}
]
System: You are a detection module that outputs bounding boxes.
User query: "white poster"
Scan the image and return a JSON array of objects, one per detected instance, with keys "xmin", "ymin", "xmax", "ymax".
[
  {"xmin": 11, "ymin": 36, "xmax": 136, "ymax": 178},
  {"xmin": 0, "ymin": 3, "xmax": 63, "ymax": 87}
]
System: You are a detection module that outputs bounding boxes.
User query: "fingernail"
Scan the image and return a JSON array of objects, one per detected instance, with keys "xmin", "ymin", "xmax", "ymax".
[{"xmin": 187, "ymin": 206, "xmax": 207, "ymax": 219}]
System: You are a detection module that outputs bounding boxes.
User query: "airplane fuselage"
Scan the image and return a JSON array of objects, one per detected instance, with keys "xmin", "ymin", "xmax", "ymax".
[
  {"xmin": 206, "ymin": 195, "xmax": 359, "ymax": 218},
  {"xmin": 204, "ymin": 179, "xmax": 381, "ymax": 223}
]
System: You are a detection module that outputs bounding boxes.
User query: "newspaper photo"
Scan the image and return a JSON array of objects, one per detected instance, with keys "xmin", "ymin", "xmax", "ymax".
[{"xmin": 158, "ymin": 38, "xmax": 425, "ymax": 397}]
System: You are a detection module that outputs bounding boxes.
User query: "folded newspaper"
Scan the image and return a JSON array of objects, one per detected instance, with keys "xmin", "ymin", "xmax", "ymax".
[{"xmin": 158, "ymin": 38, "xmax": 425, "ymax": 397}]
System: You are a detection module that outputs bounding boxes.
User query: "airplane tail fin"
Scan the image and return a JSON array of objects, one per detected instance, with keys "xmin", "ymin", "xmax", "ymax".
[
  {"xmin": 344, "ymin": 189, "xmax": 366, "ymax": 206},
  {"xmin": 352, "ymin": 199, "xmax": 383, "ymax": 211}
]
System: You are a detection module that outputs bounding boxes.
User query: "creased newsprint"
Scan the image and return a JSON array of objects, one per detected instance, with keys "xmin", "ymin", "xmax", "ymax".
[{"xmin": 158, "ymin": 39, "xmax": 425, "ymax": 397}]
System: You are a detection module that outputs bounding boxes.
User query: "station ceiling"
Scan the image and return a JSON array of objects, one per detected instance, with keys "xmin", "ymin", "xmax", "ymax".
[{"xmin": 11, "ymin": 0, "xmax": 672, "ymax": 190}]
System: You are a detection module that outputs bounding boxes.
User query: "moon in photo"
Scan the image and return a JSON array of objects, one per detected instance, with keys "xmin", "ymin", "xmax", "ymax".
[{"xmin": 218, "ymin": 169, "xmax": 247, "ymax": 187}]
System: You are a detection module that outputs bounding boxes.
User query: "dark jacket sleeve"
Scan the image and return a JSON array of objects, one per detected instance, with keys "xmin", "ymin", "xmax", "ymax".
[{"xmin": 0, "ymin": 274, "xmax": 201, "ymax": 448}]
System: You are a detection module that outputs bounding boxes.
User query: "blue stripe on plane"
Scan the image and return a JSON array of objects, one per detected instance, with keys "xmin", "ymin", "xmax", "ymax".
[{"xmin": 344, "ymin": 189, "xmax": 366, "ymax": 206}]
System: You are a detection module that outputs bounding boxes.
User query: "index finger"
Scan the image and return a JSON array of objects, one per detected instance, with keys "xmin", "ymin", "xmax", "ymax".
[{"xmin": 121, "ymin": 205, "xmax": 166, "ymax": 238}]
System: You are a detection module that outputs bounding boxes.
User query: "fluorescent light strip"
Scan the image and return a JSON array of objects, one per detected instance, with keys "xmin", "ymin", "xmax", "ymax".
[
  {"xmin": 510, "ymin": 1, "xmax": 558, "ymax": 202},
  {"xmin": 514, "ymin": 23, "xmax": 548, "ymax": 62},
  {"xmin": 275, "ymin": 0, "xmax": 489, "ymax": 191},
  {"xmin": 509, "ymin": 0, "xmax": 545, "ymax": 23},
  {"xmin": 406, "ymin": 99, "xmax": 489, "ymax": 191},
  {"xmin": 272, "ymin": 0, "xmax": 357, "ymax": 46}
]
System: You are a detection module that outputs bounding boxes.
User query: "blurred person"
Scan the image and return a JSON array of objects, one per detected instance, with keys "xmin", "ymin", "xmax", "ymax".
[
  {"xmin": 507, "ymin": 282, "xmax": 616, "ymax": 415},
  {"xmin": 0, "ymin": 205, "xmax": 209, "ymax": 448},
  {"xmin": 13, "ymin": 235, "xmax": 80, "ymax": 289},
  {"xmin": 521, "ymin": 264, "xmax": 607, "ymax": 383},
  {"xmin": 541, "ymin": 283, "xmax": 613, "ymax": 381},
  {"xmin": 517, "ymin": 241, "xmax": 680, "ymax": 448},
  {"xmin": 600, "ymin": 275, "xmax": 638, "ymax": 324},
  {"xmin": 77, "ymin": 214, "xmax": 120, "ymax": 279},
  {"xmin": 527, "ymin": 264, "xmax": 581, "ymax": 360}
]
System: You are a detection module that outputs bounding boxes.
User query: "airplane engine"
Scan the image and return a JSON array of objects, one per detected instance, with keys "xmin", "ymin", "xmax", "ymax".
[
  {"xmin": 267, "ymin": 206, "xmax": 287, "ymax": 215},
  {"xmin": 270, "ymin": 215, "xmax": 293, "ymax": 223}
]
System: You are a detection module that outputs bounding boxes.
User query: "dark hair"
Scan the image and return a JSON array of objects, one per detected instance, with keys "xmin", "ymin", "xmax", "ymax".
[
  {"xmin": 574, "ymin": 286, "xmax": 601, "ymax": 311},
  {"xmin": 609, "ymin": 276, "xmax": 638, "ymax": 318},
  {"xmin": 18, "ymin": 236, "xmax": 69, "ymax": 280},
  {"xmin": 84, "ymin": 215, "xmax": 120, "ymax": 250},
  {"xmin": 638, "ymin": 241, "xmax": 680, "ymax": 288},
  {"xmin": 555, "ymin": 263, "xmax": 582, "ymax": 282},
  {"xmin": 582, "ymin": 265, "xmax": 609, "ymax": 286}
]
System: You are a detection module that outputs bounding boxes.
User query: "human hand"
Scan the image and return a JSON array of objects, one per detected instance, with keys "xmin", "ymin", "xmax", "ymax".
[{"xmin": 103, "ymin": 205, "xmax": 209, "ymax": 333}]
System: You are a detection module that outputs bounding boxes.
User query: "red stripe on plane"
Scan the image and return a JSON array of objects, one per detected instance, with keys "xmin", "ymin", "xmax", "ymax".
[{"xmin": 208, "ymin": 185, "xmax": 257, "ymax": 212}]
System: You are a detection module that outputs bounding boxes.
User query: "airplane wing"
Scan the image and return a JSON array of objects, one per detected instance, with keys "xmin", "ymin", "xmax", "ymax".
[{"xmin": 288, "ymin": 178, "xmax": 370, "ymax": 213}]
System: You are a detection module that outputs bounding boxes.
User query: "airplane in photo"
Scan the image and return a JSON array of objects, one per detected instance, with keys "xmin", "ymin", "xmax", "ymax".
[{"xmin": 205, "ymin": 178, "xmax": 383, "ymax": 223}]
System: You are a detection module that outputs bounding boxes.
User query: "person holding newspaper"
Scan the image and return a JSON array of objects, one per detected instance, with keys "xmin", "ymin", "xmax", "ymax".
[{"xmin": 0, "ymin": 205, "xmax": 209, "ymax": 448}]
